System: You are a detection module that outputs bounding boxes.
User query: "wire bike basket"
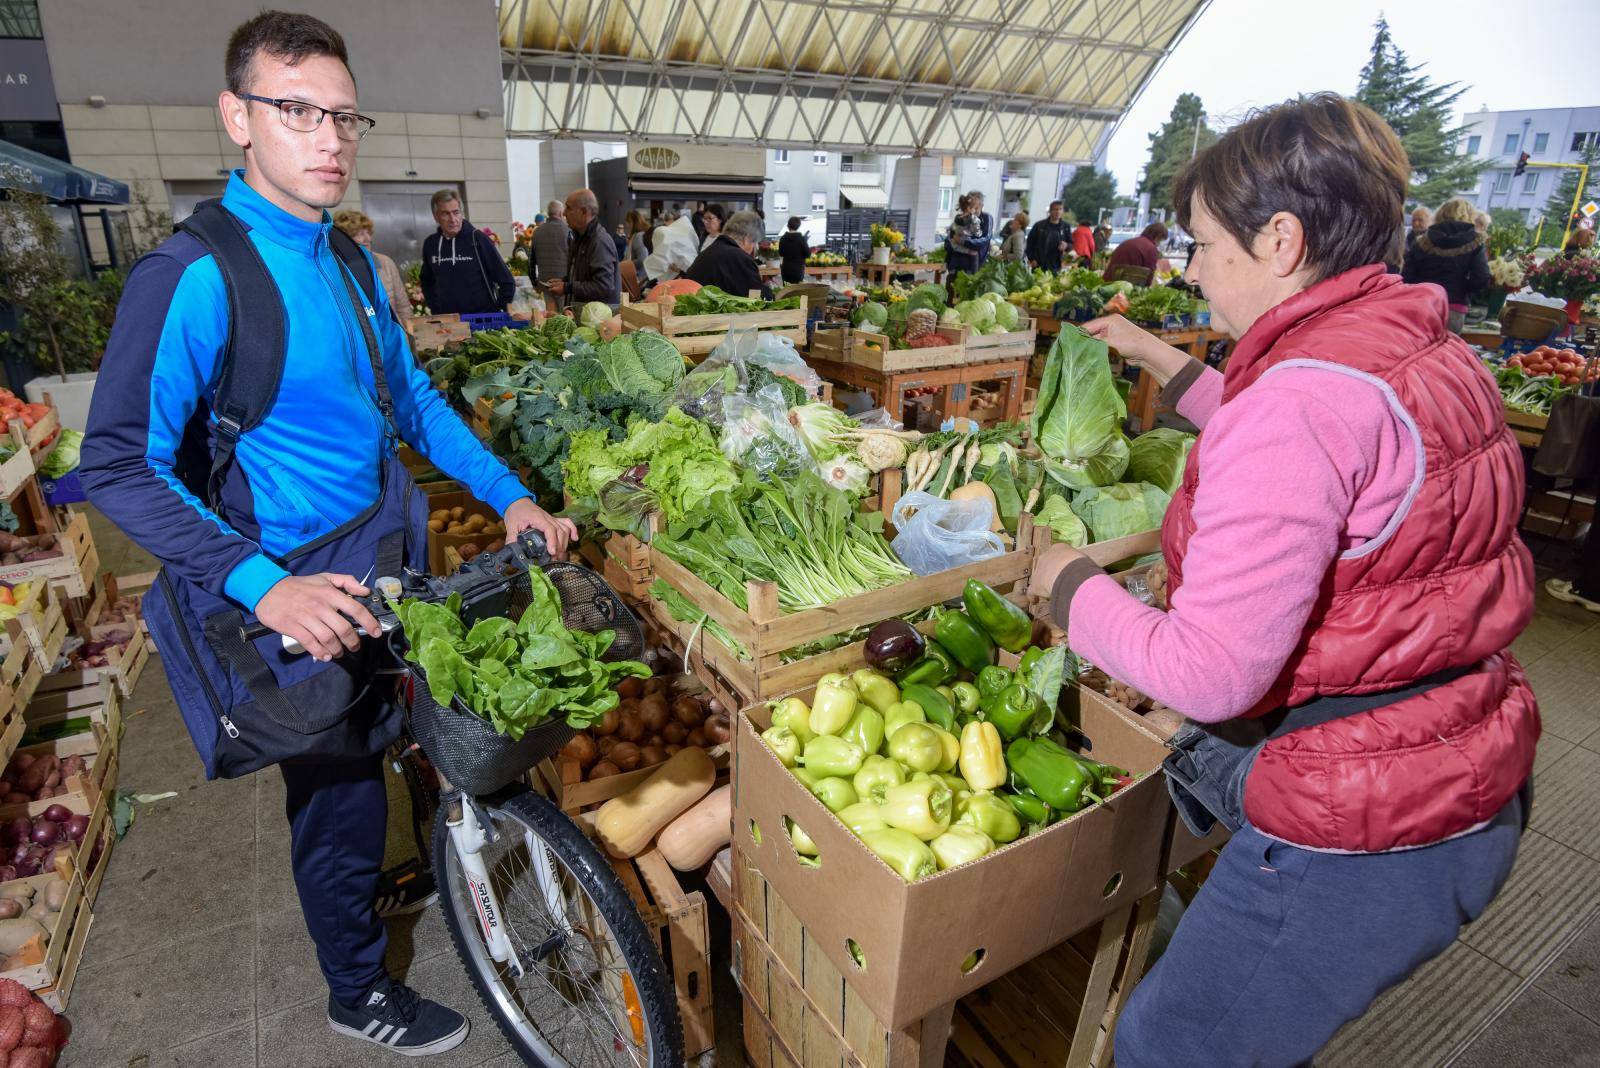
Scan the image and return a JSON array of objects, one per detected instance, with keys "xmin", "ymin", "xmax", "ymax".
[{"xmin": 394, "ymin": 557, "xmax": 646, "ymax": 796}]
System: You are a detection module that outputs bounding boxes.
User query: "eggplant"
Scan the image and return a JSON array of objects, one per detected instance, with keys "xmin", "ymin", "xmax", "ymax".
[{"xmin": 864, "ymin": 620, "xmax": 925, "ymax": 674}]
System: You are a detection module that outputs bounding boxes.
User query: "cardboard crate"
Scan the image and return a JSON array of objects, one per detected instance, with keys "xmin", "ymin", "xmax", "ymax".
[
  {"xmin": 733, "ymin": 685, "xmax": 1172, "ymax": 1029},
  {"xmin": 809, "ymin": 324, "xmax": 967, "ymax": 373},
  {"xmin": 611, "ymin": 849, "xmax": 716, "ymax": 1060},
  {"xmin": 0, "ymin": 509, "xmax": 97, "ymax": 599},
  {"xmin": 620, "ymin": 299, "xmax": 808, "ymax": 357},
  {"xmin": 425, "ymin": 491, "xmax": 507, "ymax": 575},
  {"xmin": 734, "ymin": 850, "xmax": 1162, "ymax": 1068},
  {"xmin": 0, "ymin": 581, "xmax": 66, "ymax": 664}
]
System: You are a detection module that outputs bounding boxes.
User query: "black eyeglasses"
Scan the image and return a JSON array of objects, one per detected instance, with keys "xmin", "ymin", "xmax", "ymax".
[{"xmin": 236, "ymin": 93, "xmax": 375, "ymax": 142}]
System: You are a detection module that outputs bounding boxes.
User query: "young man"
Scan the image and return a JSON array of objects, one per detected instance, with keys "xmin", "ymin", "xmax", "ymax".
[
  {"xmin": 80, "ymin": 11, "xmax": 574, "ymax": 1057},
  {"xmin": 420, "ymin": 189, "xmax": 515, "ymax": 314},
  {"xmin": 1025, "ymin": 200, "xmax": 1072, "ymax": 272}
]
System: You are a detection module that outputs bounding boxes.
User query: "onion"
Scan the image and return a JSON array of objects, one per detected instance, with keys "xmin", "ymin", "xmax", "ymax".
[
  {"xmin": 9, "ymin": 844, "xmax": 31, "ymax": 867},
  {"xmin": 637, "ymin": 695, "xmax": 669, "ymax": 733},
  {"xmin": 672, "ymin": 696, "xmax": 705, "ymax": 728},
  {"xmin": 617, "ymin": 711, "xmax": 645, "ymax": 742},
  {"xmin": 609, "ymin": 742, "xmax": 642, "ymax": 771},
  {"xmin": 42, "ymin": 804, "xmax": 71, "ymax": 824},
  {"xmin": 639, "ymin": 745, "xmax": 667, "ymax": 768},
  {"xmin": 663, "ymin": 744, "xmax": 683, "ymax": 756},
  {"xmin": 661, "ymin": 722, "xmax": 687, "ymax": 745},
  {"xmin": 588, "ymin": 761, "xmax": 621, "ymax": 780},
  {"xmin": 10, "ymin": 754, "xmax": 32, "ymax": 771},
  {"xmin": 642, "ymin": 677, "xmax": 668, "ymax": 697},
  {"xmin": 0, "ymin": 780, "xmax": 11, "ymax": 796},
  {"xmin": 560, "ymin": 733, "xmax": 598, "ymax": 770},
  {"xmin": 685, "ymin": 728, "xmax": 708, "ymax": 748},
  {"xmin": 616, "ymin": 677, "xmax": 645, "ymax": 701},
  {"xmin": 12, "ymin": 857, "xmax": 37, "ymax": 878},
  {"xmin": 0, "ymin": 866, "xmax": 14, "ymax": 883},
  {"xmin": 64, "ymin": 815, "xmax": 89, "ymax": 843},
  {"xmin": 1, "ymin": 817, "xmax": 29, "ymax": 847},
  {"xmin": 592, "ymin": 708, "xmax": 621, "ymax": 737},
  {"xmin": 706, "ymin": 698, "xmax": 725, "ymax": 715},
  {"xmin": 29, "ymin": 821, "xmax": 58, "ymax": 846},
  {"xmin": 702, "ymin": 713, "xmax": 732, "ymax": 745}
]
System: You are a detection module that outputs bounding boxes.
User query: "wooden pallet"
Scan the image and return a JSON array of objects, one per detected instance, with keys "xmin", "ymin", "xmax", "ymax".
[
  {"xmin": 809, "ymin": 323, "xmax": 967, "ymax": 372},
  {"xmin": 0, "ymin": 509, "xmax": 97, "ymax": 599},
  {"xmin": 644, "ymin": 516, "xmax": 1046, "ymax": 707},
  {"xmin": 610, "ymin": 849, "xmax": 715, "ymax": 1060},
  {"xmin": 620, "ymin": 298, "xmax": 808, "ymax": 357}
]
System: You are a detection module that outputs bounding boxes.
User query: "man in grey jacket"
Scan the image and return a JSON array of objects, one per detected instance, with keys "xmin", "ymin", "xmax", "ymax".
[
  {"xmin": 549, "ymin": 188, "xmax": 619, "ymax": 306},
  {"xmin": 529, "ymin": 198, "xmax": 569, "ymax": 289}
]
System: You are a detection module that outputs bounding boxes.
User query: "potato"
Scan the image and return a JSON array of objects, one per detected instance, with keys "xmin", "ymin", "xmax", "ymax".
[
  {"xmin": 43, "ymin": 879, "xmax": 67, "ymax": 913},
  {"xmin": 0, "ymin": 917, "xmax": 45, "ymax": 955},
  {"xmin": 462, "ymin": 514, "xmax": 487, "ymax": 532},
  {"xmin": 445, "ymin": 523, "xmax": 463, "ymax": 535},
  {"xmin": 24, "ymin": 901, "xmax": 50, "ymax": 923},
  {"xmin": 458, "ymin": 543, "xmax": 481, "ymax": 561},
  {"xmin": 0, "ymin": 885, "xmax": 32, "ymax": 904},
  {"xmin": 484, "ymin": 538, "xmax": 505, "ymax": 554},
  {"xmin": 450, "ymin": 506, "xmax": 465, "ymax": 521},
  {"xmin": 0, "ymin": 900, "xmax": 20, "ymax": 920},
  {"xmin": 429, "ymin": 509, "xmax": 450, "ymax": 522},
  {"xmin": 428, "ymin": 519, "xmax": 445, "ymax": 533}
]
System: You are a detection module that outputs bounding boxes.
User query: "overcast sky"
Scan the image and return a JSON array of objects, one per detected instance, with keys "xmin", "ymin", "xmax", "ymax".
[{"xmin": 1102, "ymin": 0, "xmax": 1600, "ymax": 195}]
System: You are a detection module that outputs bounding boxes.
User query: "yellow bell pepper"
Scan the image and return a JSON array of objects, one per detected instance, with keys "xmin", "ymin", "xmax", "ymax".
[
  {"xmin": 811, "ymin": 677, "xmax": 860, "ymax": 735},
  {"xmin": 958, "ymin": 721, "xmax": 1006, "ymax": 792},
  {"xmin": 930, "ymin": 727, "xmax": 960, "ymax": 774}
]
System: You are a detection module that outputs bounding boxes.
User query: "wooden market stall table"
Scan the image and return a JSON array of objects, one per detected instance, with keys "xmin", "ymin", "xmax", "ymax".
[
  {"xmin": 809, "ymin": 352, "xmax": 1029, "ymax": 426},
  {"xmin": 1124, "ymin": 328, "xmax": 1230, "ymax": 433},
  {"xmin": 759, "ymin": 263, "xmax": 854, "ymax": 283},
  {"xmin": 858, "ymin": 261, "xmax": 947, "ymax": 286}
]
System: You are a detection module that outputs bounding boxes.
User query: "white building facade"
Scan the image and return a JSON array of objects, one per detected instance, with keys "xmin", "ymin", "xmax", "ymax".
[{"xmin": 1456, "ymin": 105, "xmax": 1600, "ymax": 224}]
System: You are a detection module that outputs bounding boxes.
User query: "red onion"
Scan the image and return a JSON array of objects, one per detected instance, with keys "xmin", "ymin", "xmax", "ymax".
[
  {"xmin": 12, "ymin": 857, "xmax": 38, "ymax": 878},
  {"xmin": 41, "ymin": 804, "xmax": 70, "ymax": 824},
  {"xmin": 0, "ymin": 779, "xmax": 12, "ymax": 796},
  {"xmin": 1, "ymin": 817, "xmax": 29, "ymax": 847},
  {"xmin": 63, "ymin": 815, "xmax": 88, "ymax": 843},
  {"xmin": 0, "ymin": 865, "xmax": 15, "ymax": 883},
  {"xmin": 29, "ymin": 820, "xmax": 58, "ymax": 846},
  {"xmin": 9, "ymin": 844, "xmax": 31, "ymax": 867}
]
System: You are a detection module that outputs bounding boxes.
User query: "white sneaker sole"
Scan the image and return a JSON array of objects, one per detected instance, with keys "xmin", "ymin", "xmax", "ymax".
[
  {"xmin": 1545, "ymin": 580, "xmax": 1600, "ymax": 613},
  {"xmin": 377, "ymin": 890, "xmax": 440, "ymax": 918},
  {"xmin": 328, "ymin": 1015, "xmax": 468, "ymax": 1057}
]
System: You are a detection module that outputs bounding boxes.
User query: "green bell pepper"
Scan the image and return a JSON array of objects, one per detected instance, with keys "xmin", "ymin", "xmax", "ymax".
[
  {"xmin": 896, "ymin": 639, "xmax": 957, "ymax": 687},
  {"xmin": 787, "ymin": 817, "xmax": 819, "ymax": 857},
  {"xmin": 810, "ymin": 775, "xmax": 859, "ymax": 813},
  {"xmin": 886, "ymin": 722, "xmax": 944, "ymax": 773},
  {"xmin": 962, "ymin": 579, "xmax": 1033, "ymax": 653},
  {"xmin": 976, "ymin": 665, "xmax": 1013, "ymax": 700},
  {"xmin": 930, "ymin": 727, "xmax": 961, "ymax": 774},
  {"xmin": 900, "ymin": 683, "xmax": 955, "ymax": 731},
  {"xmin": 859, "ymin": 828, "xmax": 938, "ymax": 881},
  {"xmin": 880, "ymin": 779, "xmax": 954, "ymax": 840},
  {"xmin": 801, "ymin": 734, "xmax": 866, "ymax": 779},
  {"xmin": 1007, "ymin": 737, "xmax": 1099, "ymax": 813},
  {"xmin": 1018, "ymin": 647, "xmax": 1044, "ymax": 676},
  {"xmin": 951, "ymin": 681, "xmax": 981, "ymax": 715},
  {"xmin": 934, "ymin": 610, "xmax": 996, "ymax": 672},
  {"xmin": 839, "ymin": 704, "xmax": 885, "ymax": 757},
  {"xmin": 761, "ymin": 726, "xmax": 801, "ymax": 767},
  {"xmin": 983, "ymin": 682, "xmax": 1046, "ymax": 741},
  {"xmin": 837, "ymin": 801, "xmax": 889, "ymax": 836},
  {"xmin": 883, "ymin": 701, "xmax": 927, "ymax": 740},
  {"xmin": 790, "ymin": 765, "xmax": 821, "ymax": 790},
  {"xmin": 811, "ymin": 677, "xmax": 860, "ymax": 735},
  {"xmin": 850, "ymin": 669, "xmax": 901, "ymax": 714},
  {"xmin": 771, "ymin": 696, "xmax": 816, "ymax": 744},
  {"xmin": 934, "ymin": 772, "xmax": 972, "ymax": 804},
  {"xmin": 929, "ymin": 825, "xmax": 995, "ymax": 870},
  {"xmin": 1003, "ymin": 788, "xmax": 1051, "ymax": 828},
  {"xmin": 853, "ymin": 755, "xmax": 907, "ymax": 804},
  {"xmin": 955, "ymin": 792, "xmax": 1022, "ymax": 844}
]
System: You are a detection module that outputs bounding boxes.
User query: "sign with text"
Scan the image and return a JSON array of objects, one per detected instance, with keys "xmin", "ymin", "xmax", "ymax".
[
  {"xmin": 625, "ymin": 142, "xmax": 765, "ymax": 179},
  {"xmin": 0, "ymin": 40, "xmax": 60, "ymax": 122}
]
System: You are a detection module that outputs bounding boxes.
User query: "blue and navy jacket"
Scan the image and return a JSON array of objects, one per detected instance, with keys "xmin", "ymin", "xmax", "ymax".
[{"xmin": 81, "ymin": 171, "xmax": 530, "ymax": 611}]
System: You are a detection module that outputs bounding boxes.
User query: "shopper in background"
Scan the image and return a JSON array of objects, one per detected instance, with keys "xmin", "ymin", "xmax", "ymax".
[
  {"xmin": 699, "ymin": 202, "xmax": 727, "ymax": 252},
  {"xmin": 1474, "ymin": 209, "xmax": 1492, "ymax": 236},
  {"xmin": 1406, "ymin": 204, "xmax": 1431, "ymax": 252},
  {"xmin": 332, "ymin": 210, "xmax": 411, "ymax": 332},
  {"xmin": 1401, "ymin": 197, "xmax": 1490, "ymax": 334},
  {"xmin": 1104, "ymin": 221, "xmax": 1167, "ymax": 276},
  {"xmin": 778, "ymin": 216, "xmax": 809, "ymax": 285},
  {"xmin": 685, "ymin": 209, "xmax": 771, "ymax": 299},
  {"xmin": 1025, "ymin": 200, "xmax": 1071, "ymax": 272},
  {"xmin": 1072, "ymin": 217, "xmax": 1097, "ymax": 260},
  {"xmin": 419, "ymin": 189, "xmax": 514, "ymax": 315},
  {"xmin": 528, "ymin": 197, "xmax": 569, "ymax": 295},
  {"xmin": 1562, "ymin": 225, "xmax": 1595, "ymax": 255},
  {"xmin": 625, "ymin": 208, "xmax": 652, "ymax": 278},
  {"xmin": 945, "ymin": 192, "xmax": 986, "ymax": 275},
  {"xmin": 1033, "ymin": 92, "xmax": 1535, "ymax": 1068},
  {"xmin": 643, "ymin": 214, "xmax": 699, "ymax": 286},
  {"xmin": 969, "ymin": 191, "xmax": 993, "ymax": 265},
  {"xmin": 550, "ymin": 188, "xmax": 619, "ymax": 307},
  {"xmin": 1092, "ymin": 223, "xmax": 1112, "ymax": 255},
  {"xmin": 997, "ymin": 211, "xmax": 1029, "ymax": 261}
]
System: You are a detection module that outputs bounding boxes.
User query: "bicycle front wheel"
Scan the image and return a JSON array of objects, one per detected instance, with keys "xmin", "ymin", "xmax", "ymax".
[{"xmin": 433, "ymin": 790, "xmax": 682, "ymax": 1066}]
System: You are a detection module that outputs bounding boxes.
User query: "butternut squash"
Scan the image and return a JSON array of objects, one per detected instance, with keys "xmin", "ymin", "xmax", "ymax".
[
  {"xmin": 595, "ymin": 747, "xmax": 716, "ymax": 859},
  {"xmin": 656, "ymin": 785, "xmax": 731, "ymax": 871}
]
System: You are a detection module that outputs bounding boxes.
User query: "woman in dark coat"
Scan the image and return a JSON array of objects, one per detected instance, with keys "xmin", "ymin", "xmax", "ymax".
[{"xmin": 1401, "ymin": 197, "xmax": 1491, "ymax": 333}]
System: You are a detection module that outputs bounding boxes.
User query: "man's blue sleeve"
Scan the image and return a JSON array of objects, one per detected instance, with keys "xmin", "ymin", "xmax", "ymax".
[
  {"xmin": 80, "ymin": 245, "xmax": 290, "ymax": 609},
  {"xmin": 369, "ymin": 262, "xmax": 531, "ymax": 515}
]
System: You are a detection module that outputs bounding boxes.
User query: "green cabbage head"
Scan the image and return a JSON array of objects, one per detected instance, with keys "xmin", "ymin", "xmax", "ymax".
[
  {"xmin": 1127, "ymin": 428, "xmax": 1195, "ymax": 495},
  {"xmin": 1030, "ymin": 329, "xmax": 1126, "ymax": 467},
  {"xmin": 1069, "ymin": 482, "xmax": 1172, "ymax": 542}
]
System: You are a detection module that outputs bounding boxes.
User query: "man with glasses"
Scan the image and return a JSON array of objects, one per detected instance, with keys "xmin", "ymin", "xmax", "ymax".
[
  {"xmin": 82, "ymin": 10, "xmax": 574, "ymax": 1058},
  {"xmin": 421, "ymin": 189, "xmax": 516, "ymax": 316}
]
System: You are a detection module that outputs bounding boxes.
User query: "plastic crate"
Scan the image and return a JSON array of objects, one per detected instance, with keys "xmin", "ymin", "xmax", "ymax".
[{"xmin": 461, "ymin": 312, "xmax": 528, "ymax": 332}]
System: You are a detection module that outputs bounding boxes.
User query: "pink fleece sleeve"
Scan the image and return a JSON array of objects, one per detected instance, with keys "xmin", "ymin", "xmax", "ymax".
[
  {"xmin": 1067, "ymin": 366, "xmax": 1417, "ymax": 722},
  {"xmin": 1172, "ymin": 364, "xmax": 1224, "ymax": 429}
]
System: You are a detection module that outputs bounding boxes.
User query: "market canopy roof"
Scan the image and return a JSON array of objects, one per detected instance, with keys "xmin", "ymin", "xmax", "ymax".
[
  {"xmin": 0, "ymin": 139, "xmax": 129, "ymax": 205},
  {"xmin": 499, "ymin": 0, "xmax": 1208, "ymax": 162}
]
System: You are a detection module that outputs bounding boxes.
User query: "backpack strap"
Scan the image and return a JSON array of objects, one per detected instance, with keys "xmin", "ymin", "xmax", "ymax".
[
  {"xmin": 327, "ymin": 224, "xmax": 379, "ymax": 309},
  {"xmin": 327, "ymin": 232, "xmax": 401, "ymax": 447},
  {"xmin": 177, "ymin": 200, "xmax": 286, "ymax": 516}
]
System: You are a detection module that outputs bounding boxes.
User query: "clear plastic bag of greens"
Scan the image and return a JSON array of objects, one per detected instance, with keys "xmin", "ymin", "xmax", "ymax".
[
  {"xmin": 889, "ymin": 491, "xmax": 1006, "ymax": 576},
  {"xmin": 746, "ymin": 332, "xmax": 823, "ymax": 398},
  {"xmin": 720, "ymin": 385, "xmax": 809, "ymax": 479},
  {"xmin": 672, "ymin": 351, "xmax": 745, "ymax": 426}
]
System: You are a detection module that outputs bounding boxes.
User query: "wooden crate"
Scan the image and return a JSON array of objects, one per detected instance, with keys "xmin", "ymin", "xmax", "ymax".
[
  {"xmin": 620, "ymin": 298, "xmax": 808, "ymax": 357},
  {"xmin": 39, "ymin": 623, "xmax": 149, "ymax": 699},
  {"xmin": 0, "ymin": 730, "xmax": 116, "ymax": 823},
  {"xmin": 948, "ymin": 317, "xmax": 1039, "ymax": 363},
  {"xmin": 809, "ymin": 324, "xmax": 967, "ymax": 372},
  {"xmin": 0, "ymin": 509, "xmax": 97, "ymax": 599},
  {"xmin": 1504, "ymin": 406, "xmax": 1547, "ymax": 448},
  {"xmin": 26, "ymin": 681, "xmax": 122, "ymax": 753},
  {"xmin": 8, "ymin": 404, "xmax": 59, "ymax": 463},
  {"xmin": 0, "ymin": 440, "xmax": 35, "ymax": 499},
  {"xmin": 1, "ymin": 636, "xmax": 45, "ymax": 725},
  {"xmin": 0, "ymin": 580, "xmax": 66, "ymax": 664},
  {"xmin": 644, "ymin": 517, "xmax": 1047, "ymax": 708},
  {"xmin": 537, "ymin": 743, "xmax": 731, "ymax": 817},
  {"xmin": 0, "ymin": 681, "xmax": 26, "ymax": 782},
  {"xmin": 412, "ymin": 316, "xmax": 471, "ymax": 351},
  {"xmin": 0, "ymin": 869, "xmax": 91, "ymax": 1002},
  {"xmin": 574, "ymin": 532, "xmax": 651, "ymax": 603},
  {"xmin": 610, "ymin": 849, "xmax": 715, "ymax": 1061},
  {"xmin": 734, "ymin": 850, "xmax": 1160, "ymax": 1068}
]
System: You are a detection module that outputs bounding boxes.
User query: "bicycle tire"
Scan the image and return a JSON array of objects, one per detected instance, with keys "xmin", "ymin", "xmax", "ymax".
[{"xmin": 433, "ymin": 789, "xmax": 683, "ymax": 1067}]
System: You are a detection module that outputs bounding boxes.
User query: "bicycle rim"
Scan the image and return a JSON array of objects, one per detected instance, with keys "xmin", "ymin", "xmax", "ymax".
[{"xmin": 433, "ymin": 791, "xmax": 682, "ymax": 1067}]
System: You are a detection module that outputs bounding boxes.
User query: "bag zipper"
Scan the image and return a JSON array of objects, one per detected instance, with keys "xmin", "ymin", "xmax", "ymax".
[{"xmin": 157, "ymin": 570, "xmax": 238, "ymax": 739}]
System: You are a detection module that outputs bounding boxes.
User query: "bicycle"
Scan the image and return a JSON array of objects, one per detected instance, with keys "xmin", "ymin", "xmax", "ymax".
[{"xmin": 288, "ymin": 534, "xmax": 686, "ymax": 1065}]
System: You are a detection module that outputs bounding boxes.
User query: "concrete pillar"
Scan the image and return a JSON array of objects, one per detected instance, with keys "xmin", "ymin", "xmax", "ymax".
[
  {"xmin": 890, "ymin": 154, "xmax": 942, "ymax": 252},
  {"xmin": 538, "ymin": 139, "xmax": 587, "ymax": 207}
]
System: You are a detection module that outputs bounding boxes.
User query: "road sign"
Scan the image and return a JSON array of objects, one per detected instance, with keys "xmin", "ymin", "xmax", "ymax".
[{"xmin": 1583, "ymin": 201, "xmax": 1598, "ymax": 218}]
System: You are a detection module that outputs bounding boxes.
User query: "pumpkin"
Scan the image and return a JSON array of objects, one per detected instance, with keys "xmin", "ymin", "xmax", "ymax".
[{"xmin": 647, "ymin": 278, "xmax": 702, "ymax": 308}]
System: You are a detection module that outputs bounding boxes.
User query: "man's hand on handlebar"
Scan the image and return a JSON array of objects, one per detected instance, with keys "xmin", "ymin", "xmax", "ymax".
[
  {"xmin": 255, "ymin": 574, "xmax": 382, "ymax": 663},
  {"xmin": 505, "ymin": 497, "xmax": 577, "ymax": 557}
]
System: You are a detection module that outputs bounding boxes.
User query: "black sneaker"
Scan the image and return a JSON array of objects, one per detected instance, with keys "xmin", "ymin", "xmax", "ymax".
[
  {"xmin": 327, "ymin": 977, "xmax": 468, "ymax": 1056},
  {"xmin": 376, "ymin": 859, "xmax": 438, "ymax": 918}
]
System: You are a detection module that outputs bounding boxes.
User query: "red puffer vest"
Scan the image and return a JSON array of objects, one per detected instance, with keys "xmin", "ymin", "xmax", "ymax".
[{"xmin": 1162, "ymin": 265, "xmax": 1539, "ymax": 852}]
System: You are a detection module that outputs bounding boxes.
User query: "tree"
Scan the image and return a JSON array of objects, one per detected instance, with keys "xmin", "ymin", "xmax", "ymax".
[
  {"xmin": 1353, "ymin": 15, "xmax": 1485, "ymax": 206},
  {"xmin": 1059, "ymin": 165, "xmax": 1117, "ymax": 225},
  {"xmin": 1138, "ymin": 93, "xmax": 1218, "ymax": 216},
  {"xmin": 1540, "ymin": 141, "xmax": 1600, "ymax": 248}
]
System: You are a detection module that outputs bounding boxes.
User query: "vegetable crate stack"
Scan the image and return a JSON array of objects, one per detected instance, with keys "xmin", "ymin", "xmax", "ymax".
[
  {"xmin": 949, "ymin": 316, "xmax": 1039, "ymax": 366},
  {"xmin": 620, "ymin": 288, "xmax": 809, "ymax": 358},
  {"xmin": 809, "ymin": 323, "xmax": 968, "ymax": 373},
  {"xmin": 43, "ymin": 572, "xmax": 149, "ymax": 700}
]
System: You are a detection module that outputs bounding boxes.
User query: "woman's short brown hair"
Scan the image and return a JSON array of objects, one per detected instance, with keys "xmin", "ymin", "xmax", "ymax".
[
  {"xmin": 332, "ymin": 209, "xmax": 372, "ymax": 237},
  {"xmin": 1175, "ymin": 92, "xmax": 1410, "ymax": 281}
]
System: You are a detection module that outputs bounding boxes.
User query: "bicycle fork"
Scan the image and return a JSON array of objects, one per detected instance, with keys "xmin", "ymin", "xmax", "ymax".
[{"xmin": 448, "ymin": 798, "xmax": 527, "ymax": 979}]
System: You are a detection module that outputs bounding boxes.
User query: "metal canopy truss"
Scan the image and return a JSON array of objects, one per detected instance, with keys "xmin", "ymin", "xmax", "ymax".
[{"xmin": 500, "ymin": 0, "xmax": 1208, "ymax": 162}]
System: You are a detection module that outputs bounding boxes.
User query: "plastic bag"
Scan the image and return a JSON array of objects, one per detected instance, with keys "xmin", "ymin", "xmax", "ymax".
[
  {"xmin": 746, "ymin": 332, "xmax": 824, "ymax": 398},
  {"xmin": 672, "ymin": 352, "xmax": 745, "ymax": 426},
  {"xmin": 643, "ymin": 216, "xmax": 699, "ymax": 282},
  {"xmin": 720, "ymin": 385, "xmax": 809, "ymax": 479},
  {"xmin": 890, "ymin": 491, "xmax": 1006, "ymax": 576},
  {"xmin": 855, "ymin": 407, "xmax": 903, "ymax": 430}
]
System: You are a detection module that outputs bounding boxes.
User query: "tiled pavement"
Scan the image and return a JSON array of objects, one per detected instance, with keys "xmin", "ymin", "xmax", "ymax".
[{"xmin": 59, "ymin": 509, "xmax": 1600, "ymax": 1065}]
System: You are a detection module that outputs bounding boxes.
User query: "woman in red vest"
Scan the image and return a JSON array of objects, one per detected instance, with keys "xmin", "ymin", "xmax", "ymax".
[{"xmin": 1033, "ymin": 93, "xmax": 1538, "ymax": 1066}]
